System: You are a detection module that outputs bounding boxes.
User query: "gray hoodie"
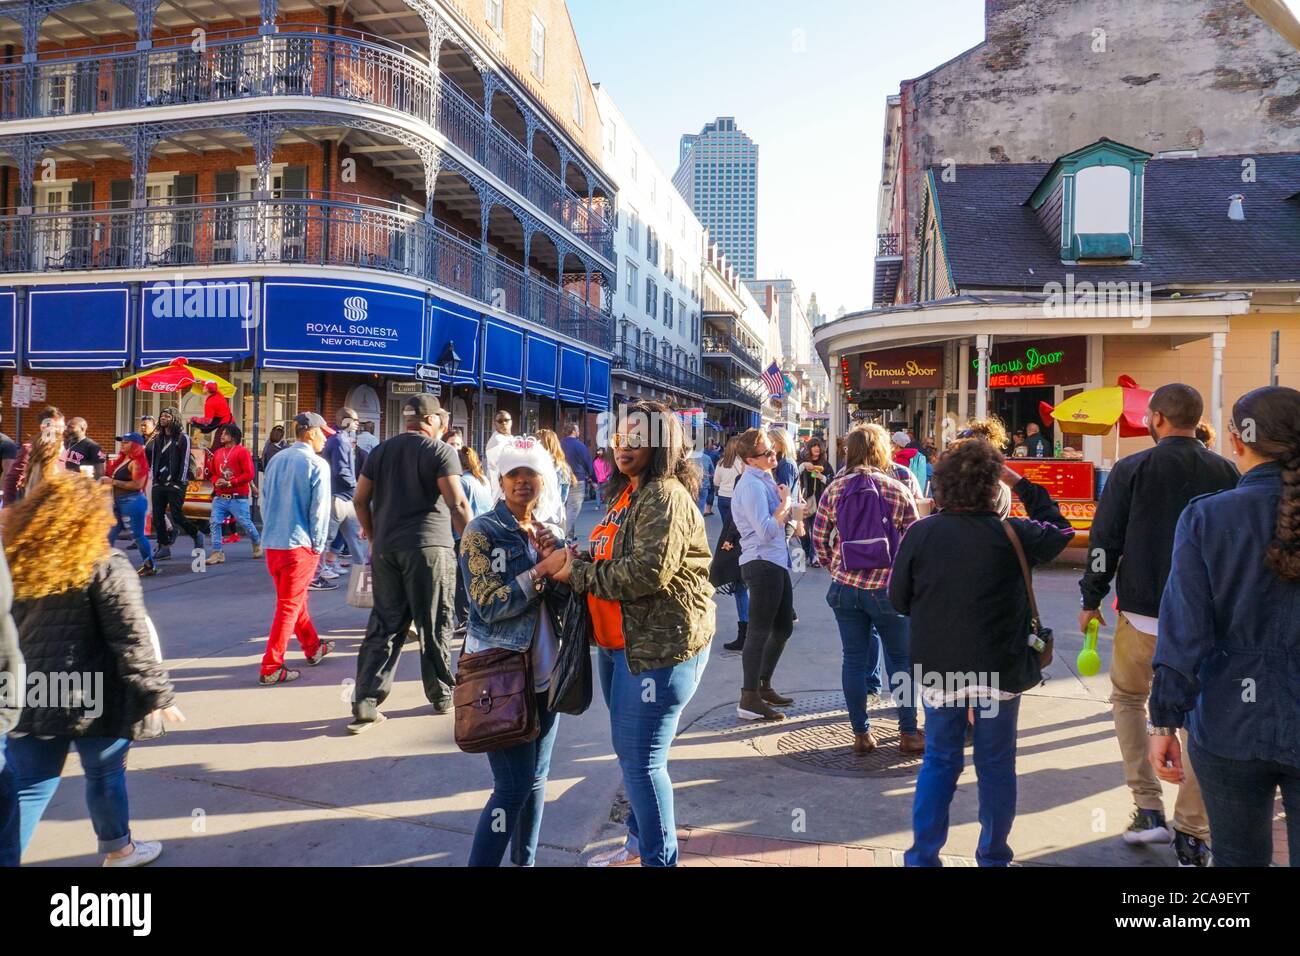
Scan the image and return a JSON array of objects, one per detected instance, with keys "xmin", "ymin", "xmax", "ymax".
[{"xmin": 0, "ymin": 547, "xmax": 23, "ymax": 736}]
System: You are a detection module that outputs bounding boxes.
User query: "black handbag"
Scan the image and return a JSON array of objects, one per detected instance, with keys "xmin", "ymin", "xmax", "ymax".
[
  {"xmin": 709, "ymin": 516, "xmax": 743, "ymax": 594},
  {"xmin": 547, "ymin": 588, "xmax": 593, "ymax": 716}
]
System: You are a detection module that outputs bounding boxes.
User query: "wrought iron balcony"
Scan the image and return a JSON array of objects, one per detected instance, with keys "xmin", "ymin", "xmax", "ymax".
[
  {"xmin": 614, "ymin": 344, "xmax": 712, "ymax": 397},
  {"xmin": 877, "ymin": 232, "xmax": 902, "ymax": 256},
  {"xmin": 709, "ymin": 379, "xmax": 765, "ymax": 409},
  {"xmin": 0, "ymin": 190, "xmax": 612, "ymax": 350},
  {"xmin": 701, "ymin": 333, "xmax": 762, "ymax": 374},
  {"xmin": 0, "ymin": 25, "xmax": 614, "ymax": 260}
]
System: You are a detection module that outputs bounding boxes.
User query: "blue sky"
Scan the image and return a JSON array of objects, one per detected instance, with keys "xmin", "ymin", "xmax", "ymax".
[{"xmin": 566, "ymin": 0, "xmax": 987, "ymax": 317}]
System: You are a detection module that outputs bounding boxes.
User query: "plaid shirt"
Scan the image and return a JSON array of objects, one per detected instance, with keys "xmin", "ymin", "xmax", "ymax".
[{"xmin": 812, "ymin": 467, "xmax": 919, "ymax": 591}]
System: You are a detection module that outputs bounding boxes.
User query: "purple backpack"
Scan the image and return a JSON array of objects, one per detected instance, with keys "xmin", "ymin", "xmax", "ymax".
[{"xmin": 835, "ymin": 472, "xmax": 900, "ymax": 571}]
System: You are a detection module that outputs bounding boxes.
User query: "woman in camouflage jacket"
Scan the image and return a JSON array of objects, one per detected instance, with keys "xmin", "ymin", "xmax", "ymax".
[{"xmin": 556, "ymin": 401, "xmax": 714, "ymax": 867}]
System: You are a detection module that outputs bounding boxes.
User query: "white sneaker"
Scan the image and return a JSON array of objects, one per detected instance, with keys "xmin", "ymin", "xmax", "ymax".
[
  {"xmin": 103, "ymin": 840, "xmax": 162, "ymax": 867},
  {"xmin": 319, "ymin": 566, "xmax": 341, "ymax": 580},
  {"xmin": 586, "ymin": 844, "xmax": 641, "ymax": 867}
]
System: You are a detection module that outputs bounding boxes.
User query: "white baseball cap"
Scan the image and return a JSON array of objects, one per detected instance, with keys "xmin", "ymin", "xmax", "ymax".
[
  {"xmin": 496, "ymin": 438, "xmax": 552, "ymax": 479},
  {"xmin": 892, "ymin": 431, "xmax": 911, "ymax": 447}
]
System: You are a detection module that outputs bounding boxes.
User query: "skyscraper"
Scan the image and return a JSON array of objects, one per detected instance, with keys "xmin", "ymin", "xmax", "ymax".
[{"xmin": 673, "ymin": 117, "xmax": 759, "ymax": 280}]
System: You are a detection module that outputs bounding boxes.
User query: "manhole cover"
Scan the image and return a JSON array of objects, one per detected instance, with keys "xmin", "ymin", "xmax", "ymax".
[{"xmin": 762, "ymin": 717, "xmax": 924, "ymax": 778}]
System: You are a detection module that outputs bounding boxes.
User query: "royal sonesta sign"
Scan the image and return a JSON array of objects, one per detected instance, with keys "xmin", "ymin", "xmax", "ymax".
[
  {"xmin": 978, "ymin": 336, "xmax": 1087, "ymax": 389},
  {"xmin": 858, "ymin": 347, "xmax": 944, "ymax": 390}
]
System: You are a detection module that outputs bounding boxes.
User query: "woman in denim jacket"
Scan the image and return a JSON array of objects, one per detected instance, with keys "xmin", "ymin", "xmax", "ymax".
[{"xmin": 459, "ymin": 438, "xmax": 569, "ymax": 867}]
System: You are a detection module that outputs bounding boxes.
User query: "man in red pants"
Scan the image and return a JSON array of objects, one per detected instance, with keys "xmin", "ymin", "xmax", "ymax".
[{"xmin": 257, "ymin": 412, "xmax": 336, "ymax": 685}]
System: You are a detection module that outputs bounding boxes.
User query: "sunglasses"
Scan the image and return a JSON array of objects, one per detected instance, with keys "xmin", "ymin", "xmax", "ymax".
[
  {"xmin": 610, "ymin": 434, "xmax": 646, "ymax": 450},
  {"xmin": 749, "ymin": 448, "xmax": 776, "ymax": 459}
]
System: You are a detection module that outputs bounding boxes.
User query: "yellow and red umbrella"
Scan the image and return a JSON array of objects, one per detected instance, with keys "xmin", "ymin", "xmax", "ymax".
[
  {"xmin": 113, "ymin": 357, "xmax": 237, "ymax": 399},
  {"xmin": 1040, "ymin": 375, "xmax": 1151, "ymax": 438}
]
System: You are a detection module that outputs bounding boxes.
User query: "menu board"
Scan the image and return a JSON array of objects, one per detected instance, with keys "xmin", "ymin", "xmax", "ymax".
[{"xmin": 1005, "ymin": 459, "xmax": 1095, "ymax": 501}]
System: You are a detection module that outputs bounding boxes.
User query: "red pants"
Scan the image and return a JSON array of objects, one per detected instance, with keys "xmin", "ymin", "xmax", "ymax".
[{"xmin": 262, "ymin": 547, "xmax": 322, "ymax": 675}]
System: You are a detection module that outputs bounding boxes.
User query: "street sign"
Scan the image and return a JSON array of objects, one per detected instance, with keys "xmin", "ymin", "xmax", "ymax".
[{"xmin": 414, "ymin": 364, "xmax": 441, "ymax": 384}]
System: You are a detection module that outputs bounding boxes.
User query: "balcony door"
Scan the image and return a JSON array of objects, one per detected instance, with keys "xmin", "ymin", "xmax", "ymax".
[
  {"xmin": 33, "ymin": 181, "xmax": 77, "ymax": 270},
  {"xmin": 230, "ymin": 165, "xmax": 306, "ymax": 263}
]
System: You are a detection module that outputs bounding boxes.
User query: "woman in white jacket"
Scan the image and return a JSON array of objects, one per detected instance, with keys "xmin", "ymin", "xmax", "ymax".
[{"xmin": 713, "ymin": 438, "xmax": 749, "ymax": 651}]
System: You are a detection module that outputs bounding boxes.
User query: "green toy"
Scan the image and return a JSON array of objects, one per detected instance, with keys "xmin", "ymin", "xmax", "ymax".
[{"xmin": 1077, "ymin": 619, "xmax": 1102, "ymax": 676}]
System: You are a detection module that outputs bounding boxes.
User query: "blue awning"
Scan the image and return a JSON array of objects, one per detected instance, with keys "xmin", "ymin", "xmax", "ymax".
[
  {"xmin": 429, "ymin": 297, "xmax": 480, "ymax": 386},
  {"xmin": 482, "ymin": 319, "xmax": 524, "ymax": 394},
  {"xmin": 0, "ymin": 289, "xmax": 16, "ymax": 369},
  {"xmin": 260, "ymin": 278, "xmax": 426, "ymax": 375},
  {"xmin": 140, "ymin": 278, "xmax": 254, "ymax": 364},
  {"xmin": 525, "ymin": 334, "xmax": 558, "ymax": 398},
  {"xmin": 585, "ymin": 355, "xmax": 610, "ymax": 410},
  {"xmin": 28, "ymin": 284, "xmax": 130, "ymax": 370},
  {"xmin": 558, "ymin": 346, "xmax": 586, "ymax": 404}
]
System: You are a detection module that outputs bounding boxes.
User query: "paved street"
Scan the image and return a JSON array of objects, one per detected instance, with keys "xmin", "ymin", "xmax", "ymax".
[{"xmin": 21, "ymin": 507, "xmax": 1286, "ymax": 868}]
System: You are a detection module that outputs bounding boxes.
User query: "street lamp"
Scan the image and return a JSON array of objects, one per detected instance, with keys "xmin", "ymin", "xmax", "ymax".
[{"xmin": 439, "ymin": 341, "xmax": 462, "ymax": 402}]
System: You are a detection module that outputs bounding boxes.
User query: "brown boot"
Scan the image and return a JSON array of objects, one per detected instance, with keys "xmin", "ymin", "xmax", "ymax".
[
  {"xmin": 853, "ymin": 731, "xmax": 879, "ymax": 755},
  {"xmin": 759, "ymin": 679, "xmax": 794, "ymax": 707},
  {"xmin": 737, "ymin": 690, "xmax": 785, "ymax": 722},
  {"xmin": 899, "ymin": 730, "xmax": 926, "ymax": 754}
]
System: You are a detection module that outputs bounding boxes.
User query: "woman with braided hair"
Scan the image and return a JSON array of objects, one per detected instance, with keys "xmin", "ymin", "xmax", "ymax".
[{"xmin": 1151, "ymin": 385, "xmax": 1300, "ymax": 867}]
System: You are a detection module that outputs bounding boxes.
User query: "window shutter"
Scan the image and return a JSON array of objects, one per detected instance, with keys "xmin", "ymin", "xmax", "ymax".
[
  {"xmin": 214, "ymin": 171, "xmax": 239, "ymax": 201},
  {"xmin": 172, "ymin": 174, "xmax": 198, "ymax": 253},
  {"xmin": 282, "ymin": 165, "xmax": 308, "ymax": 199},
  {"xmin": 69, "ymin": 181, "xmax": 94, "ymax": 263}
]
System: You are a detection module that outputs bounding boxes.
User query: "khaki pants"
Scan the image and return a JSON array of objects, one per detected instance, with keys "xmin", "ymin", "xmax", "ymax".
[{"xmin": 1110, "ymin": 613, "xmax": 1210, "ymax": 840}]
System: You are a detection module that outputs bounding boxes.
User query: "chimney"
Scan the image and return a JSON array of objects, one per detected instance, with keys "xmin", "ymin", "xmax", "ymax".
[{"xmin": 1228, "ymin": 194, "xmax": 1246, "ymax": 221}]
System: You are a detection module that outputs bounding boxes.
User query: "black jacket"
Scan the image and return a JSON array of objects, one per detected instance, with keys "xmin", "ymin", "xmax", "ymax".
[
  {"xmin": 1079, "ymin": 436, "xmax": 1238, "ymax": 617},
  {"xmin": 12, "ymin": 551, "xmax": 175, "ymax": 739},
  {"xmin": 148, "ymin": 430, "xmax": 192, "ymax": 487},
  {"xmin": 890, "ymin": 478, "xmax": 1075, "ymax": 694}
]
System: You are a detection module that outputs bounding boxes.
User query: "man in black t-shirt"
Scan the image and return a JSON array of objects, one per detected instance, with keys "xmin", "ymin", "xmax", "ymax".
[
  {"xmin": 349, "ymin": 394, "xmax": 472, "ymax": 733},
  {"xmin": 63, "ymin": 417, "xmax": 106, "ymax": 477}
]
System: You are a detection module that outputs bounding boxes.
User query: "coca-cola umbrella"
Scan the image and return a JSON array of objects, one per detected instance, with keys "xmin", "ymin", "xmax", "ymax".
[
  {"xmin": 1039, "ymin": 374, "xmax": 1153, "ymax": 459},
  {"xmin": 113, "ymin": 356, "xmax": 237, "ymax": 398}
]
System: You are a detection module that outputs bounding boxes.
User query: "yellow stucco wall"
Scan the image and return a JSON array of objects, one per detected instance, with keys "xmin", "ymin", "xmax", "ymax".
[{"xmin": 1103, "ymin": 310, "xmax": 1300, "ymax": 459}]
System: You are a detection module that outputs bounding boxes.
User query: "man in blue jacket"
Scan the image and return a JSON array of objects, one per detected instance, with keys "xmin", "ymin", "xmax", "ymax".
[
  {"xmin": 560, "ymin": 423, "xmax": 596, "ymax": 540},
  {"xmin": 316, "ymin": 406, "xmax": 370, "ymax": 586}
]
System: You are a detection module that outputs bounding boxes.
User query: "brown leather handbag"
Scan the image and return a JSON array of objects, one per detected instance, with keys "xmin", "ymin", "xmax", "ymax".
[{"xmin": 453, "ymin": 646, "xmax": 539, "ymax": 754}]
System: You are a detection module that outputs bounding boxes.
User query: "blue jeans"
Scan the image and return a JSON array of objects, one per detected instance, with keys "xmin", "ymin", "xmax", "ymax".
[
  {"xmin": 110, "ymin": 493, "xmax": 153, "ymax": 564},
  {"xmin": 597, "ymin": 643, "xmax": 710, "ymax": 867},
  {"xmin": 1189, "ymin": 738, "xmax": 1300, "ymax": 867},
  {"xmin": 9, "ymin": 735, "xmax": 133, "ymax": 855},
  {"xmin": 209, "ymin": 495, "xmax": 260, "ymax": 552},
  {"xmin": 907, "ymin": 695, "xmax": 1021, "ymax": 867},
  {"xmin": 0, "ymin": 739, "xmax": 19, "ymax": 867},
  {"xmin": 717, "ymin": 497, "xmax": 748, "ymax": 622},
  {"xmin": 826, "ymin": 581, "xmax": 917, "ymax": 734},
  {"xmin": 468, "ymin": 698, "xmax": 560, "ymax": 867},
  {"xmin": 321, "ymin": 496, "xmax": 369, "ymax": 570}
]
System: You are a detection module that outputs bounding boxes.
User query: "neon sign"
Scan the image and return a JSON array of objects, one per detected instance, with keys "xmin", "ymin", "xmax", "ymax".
[{"xmin": 975, "ymin": 346, "xmax": 1065, "ymax": 377}]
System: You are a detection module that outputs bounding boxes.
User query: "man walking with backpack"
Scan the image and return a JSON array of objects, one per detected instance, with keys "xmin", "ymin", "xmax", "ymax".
[
  {"xmin": 812, "ymin": 423, "xmax": 923, "ymax": 755},
  {"xmin": 1078, "ymin": 383, "xmax": 1238, "ymax": 867}
]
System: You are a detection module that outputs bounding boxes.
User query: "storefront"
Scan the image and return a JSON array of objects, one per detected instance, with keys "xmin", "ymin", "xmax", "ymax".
[
  {"xmin": 5, "ymin": 274, "xmax": 614, "ymax": 456},
  {"xmin": 840, "ymin": 344, "xmax": 945, "ymax": 439},
  {"xmin": 983, "ymin": 335, "xmax": 1090, "ymax": 454}
]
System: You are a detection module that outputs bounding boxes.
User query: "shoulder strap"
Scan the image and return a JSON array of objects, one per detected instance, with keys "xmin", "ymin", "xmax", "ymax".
[{"xmin": 1001, "ymin": 519, "xmax": 1042, "ymax": 630}]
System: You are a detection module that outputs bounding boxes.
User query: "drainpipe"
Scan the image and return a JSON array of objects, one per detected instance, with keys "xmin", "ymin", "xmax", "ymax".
[{"xmin": 1211, "ymin": 332, "xmax": 1226, "ymax": 456}]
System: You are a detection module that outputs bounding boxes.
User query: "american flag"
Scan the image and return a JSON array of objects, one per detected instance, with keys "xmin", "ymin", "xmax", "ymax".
[{"xmin": 762, "ymin": 361, "xmax": 785, "ymax": 397}]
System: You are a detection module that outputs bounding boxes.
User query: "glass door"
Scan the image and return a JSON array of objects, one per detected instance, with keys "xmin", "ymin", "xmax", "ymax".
[
  {"xmin": 232, "ymin": 371, "xmax": 299, "ymax": 457},
  {"xmin": 33, "ymin": 183, "xmax": 71, "ymax": 270}
]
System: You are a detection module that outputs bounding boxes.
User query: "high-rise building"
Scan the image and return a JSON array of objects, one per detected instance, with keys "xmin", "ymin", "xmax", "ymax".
[{"xmin": 673, "ymin": 117, "xmax": 758, "ymax": 280}]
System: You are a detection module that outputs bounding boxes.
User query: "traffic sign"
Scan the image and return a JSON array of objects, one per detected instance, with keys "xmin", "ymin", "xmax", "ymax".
[{"xmin": 414, "ymin": 364, "xmax": 441, "ymax": 384}]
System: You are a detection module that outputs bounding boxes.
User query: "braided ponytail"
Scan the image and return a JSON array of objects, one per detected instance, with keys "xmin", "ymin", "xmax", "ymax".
[{"xmin": 1232, "ymin": 387, "xmax": 1300, "ymax": 581}]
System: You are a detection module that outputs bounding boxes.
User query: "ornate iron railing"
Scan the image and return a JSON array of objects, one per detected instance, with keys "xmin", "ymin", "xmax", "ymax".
[
  {"xmin": 877, "ymin": 232, "xmax": 902, "ymax": 256},
  {"xmin": 702, "ymin": 333, "xmax": 762, "ymax": 373},
  {"xmin": 615, "ymin": 344, "xmax": 712, "ymax": 397},
  {"xmin": 0, "ymin": 190, "xmax": 612, "ymax": 349},
  {"xmin": 710, "ymin": 379, "xmax": 765, "ymax": 407},
  {"xmin": 0, "ymin": 24, "xmax": 614, "ymax": 259}
]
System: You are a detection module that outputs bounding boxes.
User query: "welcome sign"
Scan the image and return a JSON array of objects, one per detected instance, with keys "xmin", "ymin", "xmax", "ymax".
[{"xmin": 261, "ymin": 279, "xmax": 426, "ymax": 374}]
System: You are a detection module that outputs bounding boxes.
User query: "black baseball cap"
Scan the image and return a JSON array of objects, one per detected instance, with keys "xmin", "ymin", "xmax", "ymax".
[
  {"xmin": 293, "ymin": 412, "xmax": 336, "ymax": 436},
  {"xmin": 402, "ymin": 393, "xmax": 443, "ymax": 421}
]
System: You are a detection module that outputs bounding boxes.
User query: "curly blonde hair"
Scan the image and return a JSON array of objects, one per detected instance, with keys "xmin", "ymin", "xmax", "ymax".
[{"xmin": 2, "ymin": 474, "xmax": 114, "ymax": 600}]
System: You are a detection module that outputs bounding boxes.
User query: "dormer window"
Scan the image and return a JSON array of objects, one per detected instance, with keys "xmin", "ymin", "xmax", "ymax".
[{"xmin": 1027, "ymin": 138, "xmax": 1150, "ymax": 263}]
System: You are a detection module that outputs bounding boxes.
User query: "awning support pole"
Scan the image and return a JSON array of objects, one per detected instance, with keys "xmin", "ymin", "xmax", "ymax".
[{"xmin": 975, "ymin": 334, "xmax": 990, "ymax": 420}]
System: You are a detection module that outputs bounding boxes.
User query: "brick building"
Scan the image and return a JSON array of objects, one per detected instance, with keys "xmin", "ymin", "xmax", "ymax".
[{"xmin": 0, "ymin": 0, "xmax": 618, "ymax": 454}]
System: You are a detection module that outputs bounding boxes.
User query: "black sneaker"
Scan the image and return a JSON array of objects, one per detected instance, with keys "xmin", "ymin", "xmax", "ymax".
[
  {"xmin": 1122, "ymin": 808, "xmax": 1173, "ymax": 845},
  {"xmin": 1173, "ymin": 830, "xmax": 1211, "ymax": 867},
  {"xmin": 154, "ymin": 547, "xmax": 172, "ymax": 561},
  {"xmin": 137, "ymin": 560, "xmax": 158, "ymax": 578},
  {"xmin": 309, "ymin": 576, "xmax": 339, "ymax": 591}
]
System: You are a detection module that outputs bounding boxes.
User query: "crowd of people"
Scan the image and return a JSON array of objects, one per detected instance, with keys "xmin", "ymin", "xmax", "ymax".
[{"xmin": 0, "ymin": 378, "xmax": 1296, "ymax": 870}]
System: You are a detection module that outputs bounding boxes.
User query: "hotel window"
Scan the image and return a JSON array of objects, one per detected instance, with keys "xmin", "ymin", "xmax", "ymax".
[
  {"xmin": 485, "ymin": 0, "xmax": 503, "ymax": 32},
  {"xmin": 663, "ymin": 290, "xmax": 673, "ymax": 327},
  {"xmin": 627, "ymin": 209, "xmax": 639, "ymax": 250},
  {"xmin": 630, "ymin": 150, "xmax": 638, "ymax": 182},
  {"xmin": 645, "ymin": 278, "xmax": 657, "ymax": 317},
  {"xmin": 626, "ymin": 262, "xmax": 638, "ymax": 304},
  {"xmin": 529, "ymin": 15, "xmax": 546, "ymax": 81}
]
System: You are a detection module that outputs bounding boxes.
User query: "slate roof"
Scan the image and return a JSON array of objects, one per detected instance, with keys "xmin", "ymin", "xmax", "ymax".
[{"xmin": 931, "ymin": 152, "xmax": 1300, "ymax": 290}]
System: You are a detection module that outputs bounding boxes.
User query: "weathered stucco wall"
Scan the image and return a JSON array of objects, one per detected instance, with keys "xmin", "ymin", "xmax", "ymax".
[{"xmin": 896, "ymin": 0, "xmax": 1300, "ymax": 301}]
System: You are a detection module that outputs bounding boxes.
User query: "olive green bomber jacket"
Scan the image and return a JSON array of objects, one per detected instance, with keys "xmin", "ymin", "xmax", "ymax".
[{"xmin": 569, "ymin": 476, "xmax": 715, "ymax": 674}]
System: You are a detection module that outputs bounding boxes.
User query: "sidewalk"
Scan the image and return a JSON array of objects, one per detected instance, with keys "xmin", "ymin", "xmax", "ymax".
[{"xmin": 19, "ymin": 507, "xmax": 1287, "ymax": 867}]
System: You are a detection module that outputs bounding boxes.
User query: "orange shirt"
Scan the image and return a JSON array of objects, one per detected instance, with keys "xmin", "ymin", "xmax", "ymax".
[{"xmin": 587, "ymin": 485, "xmax": 632, "ymax": 650}]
